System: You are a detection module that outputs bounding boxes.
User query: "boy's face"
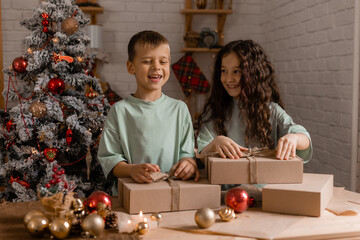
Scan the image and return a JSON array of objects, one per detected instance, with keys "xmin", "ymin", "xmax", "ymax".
[{"xmin": 127, "ymin": 43, "xmax": 170, "ymax": 96}]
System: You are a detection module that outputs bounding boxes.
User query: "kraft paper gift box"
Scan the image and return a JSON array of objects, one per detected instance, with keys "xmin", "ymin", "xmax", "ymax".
[
  {"xmin": 206, "ymin": 148, "xmax": 303, "ymax": 184},
  {"xmin": 118, "ymin": 178, "xmax": 221, "ymax": 214},
  {"xmin": 262, "ymin": 173, "xmax": 334, "ymax": 217}
]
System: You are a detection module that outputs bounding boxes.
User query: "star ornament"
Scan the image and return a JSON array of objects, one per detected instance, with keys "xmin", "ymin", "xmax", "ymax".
[{"xmin": 52, "ymin": 52, "xmax": 74, "ymax": 64}]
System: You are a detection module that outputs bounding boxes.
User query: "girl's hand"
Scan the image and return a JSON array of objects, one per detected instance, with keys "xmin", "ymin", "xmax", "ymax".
[
  {"xmin": 213, "ymin": 136, "xmax": 247, "ymax": 159},
  {"xmin": 170, "ymin": 158, "xmax": 199, "ymax": 181},
  {"xmin": 276, "ymin": 133, "xmax": 298, "ymax": 160},
  {"xmin": 129, "ymin": 163, "xmax": 160, "ymax": 183}
]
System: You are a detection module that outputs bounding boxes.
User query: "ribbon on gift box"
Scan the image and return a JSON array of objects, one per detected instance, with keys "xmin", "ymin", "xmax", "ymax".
[
  {"xmin": 242, "ymin": 147, "xmax": 276, "ymax": 184},
  {"xmin": 149, "ymin": 172, "xmax": 180, "ymax": 211}
]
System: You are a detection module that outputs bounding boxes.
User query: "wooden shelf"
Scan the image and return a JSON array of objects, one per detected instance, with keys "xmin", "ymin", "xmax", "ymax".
[
  {"xmin": 79, "ymin": 6, "xmax": 104, "ymax": 24},
  {"xmin": 182, "ymin": 47, "xmax": 220, "ymax": 52},
  {"xmin": 181, "ymin": 9, "xmax": 233, "ymax": 14}
]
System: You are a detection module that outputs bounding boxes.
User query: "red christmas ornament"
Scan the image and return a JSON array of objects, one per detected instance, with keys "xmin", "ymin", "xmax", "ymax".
[
  {"xmin": 86, "ymin": 191, "xmax": 112, "ymax": 213},
  {"xmin": 10, "ymin": 176, "xmax": 30, "ymax": 189},
  {"xmin": 41, "ymin": 13, "xmax": 49, "ymax": 19},
  {"xmin": 6, "ymin": 119, "xmax": 15, "ymax": 132},
  {"xmin": 85, "ymin": 87, "xmax": 99, "ymax": 99},
  {"xmin": 48, "ymin": 78, "xmax": 65, "ymax": 94},
  {"xmin": 249, "ymin": 197, "xmax": 256, "ymax": 208},
  {"xmin": 44, "ymin": 147, "xmax": 58, "ymax": 162},
  {"xmin": 12, "ymin": 57, "xmax": 28, "ymax": 73},
  {"xmin": 225, "ymin": 187, "xmax": 249, "ymax": 213},
  {"xmin": 43, "ymin": 26, "xmax": 49, "ymax": 33},
  {"xmin": 66, "ymin": 127, "xmax": 73, "ymax": 146},
  {"xmin": 42, "ymin": 19, "xmax": 49, "ymax": 26}
]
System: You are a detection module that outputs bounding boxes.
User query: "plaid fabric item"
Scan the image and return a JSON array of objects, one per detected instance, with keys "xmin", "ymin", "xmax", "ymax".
[
  {"xmin": 104, "ymin": 86, "xmax": 122, "ymax": 105},
  {"xmin": 172, "ymin": 53, "xmax": 210, "ymax": 97}
]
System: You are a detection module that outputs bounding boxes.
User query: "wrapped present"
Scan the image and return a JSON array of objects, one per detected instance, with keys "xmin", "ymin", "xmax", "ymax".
[
  {"xmin": 118, "ymin": 178, "xmax": 221, "ymax": 214},
  {"xmin": 206, "ymin": 148, "xmax": 303, "ymax": 184},
  {"xmin": 262, "ymin": 173, "xmax": 334, "ymax": 217}
]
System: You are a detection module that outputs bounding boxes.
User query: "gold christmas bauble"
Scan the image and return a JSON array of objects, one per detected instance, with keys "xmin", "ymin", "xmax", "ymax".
[
  {"xmin": 49, "ymin": 217, "xmax": 71, "ymax": 239},
  {"xmin": 26, "ymin": 215, "xmax": 49, "ymax": 237},
  {"xmin": 194, "ymin": 208, "xmax": 215, "ymax": 228},
  {"xmin": 150, "ymin": 212, "xmax": 162, "ymax": 226},
  {"xmin": 136, "ymin": 221, "xmax": 149, "ymax": 235},
  {"xmin": 81, "ymin": 213, "xmax": 105, "ymax": 237},
  {"xmin": 219, "ymin": 207, "xmax": 236, "ymax": 222},
  {"xmin": 29, "ymin": 101, "xmax": 47, "ymax": 118},
  {"xmin": 24, "ymin": 210, "xmax": 45, "ymax": 226},
  {"xmin": 61, "ymin": 17, "xmax": 79, "ymax": 35},
  {"xmin": 72, "ymin": 198, "xmax": 84, "ymax": 211}
]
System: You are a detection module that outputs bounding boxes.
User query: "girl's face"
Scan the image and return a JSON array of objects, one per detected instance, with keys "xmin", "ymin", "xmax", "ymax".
[{"xmin": 220, "ymin": 52, "xmax": 242, "ymax": 98}]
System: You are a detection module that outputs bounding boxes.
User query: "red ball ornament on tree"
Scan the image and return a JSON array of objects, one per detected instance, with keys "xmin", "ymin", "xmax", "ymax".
[
  {"xmin": 48, "ymin": 78, "xmax": 65, "ymax": 94},
  {"xmin": 86, "ymin": 191, "xmax": 112, "ymax": 213},
  {"xmin": 43, "ymin": 26, "xmax": 49, "ymax": 33},
  {"xmin": 12, "ymin": 57, "xmax": 28, "ymax": 73},
  {"xmin": 42, "ymin": 19, "xmax": 49, "ymax": 26},
  {"xmin": 225, "ymin": 187, "xmax": 249, "ymax": 213}
]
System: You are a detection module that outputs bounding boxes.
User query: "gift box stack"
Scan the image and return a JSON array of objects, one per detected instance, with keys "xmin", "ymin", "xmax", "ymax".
[{"xmin": 118, "ymin": 148, "xmax": 334, "ymax": 217}]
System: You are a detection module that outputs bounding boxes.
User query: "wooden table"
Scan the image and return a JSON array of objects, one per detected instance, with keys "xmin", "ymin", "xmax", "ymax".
[{"xmin": 2, "ymin": 189, "xmax": 360, "ymax": 240}]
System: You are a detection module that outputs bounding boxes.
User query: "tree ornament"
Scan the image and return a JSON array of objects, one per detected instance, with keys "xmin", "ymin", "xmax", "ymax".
[
  {"xmin": 49, "ymin": 217, "xmax": 71, "ymax": 239},
  {"xmin": 42, "ymin": 19, "xmax": 49, "ymax": 26},
  {"xmin": 86, "ymin": 191, "xmax": 112, "ymax": 213},
  {"xmin": 6, "ymin": 119, "xmax": 15, "ymax": 132},
  {"xmin": 66, "ymin": 127, "xmax": 73, "ymax": 146},
  {"xmin": 43, "ymin": 27, "xmax": 49, "ymax": 33},
  {"xmin": 219, "ymin": 207, "xmax": 236, "ymax": 222},
  {"xmin": 12, "ymin": 57, "xmax": 28, "ymax": 73},
  {"xmin": 194, "ymin": 208, "xmax": 215, "ymax": 228},
  {"xmin": 29, "ymin": 101, "xmax": 47, "ymax": 118},
  {"xmin": 225, "ymin": 187, "xmax": 249, "ymax": 213},
  {"xmin": 24, "ymin": 210, "xmax": 45, "ymax": 226},
  {"xmin": 52, "ymin": 52, "xmax": 74, "ymax": 64},
  {"xmin": 81, "ymin": 213, "xmax": 105, "ymax": 237},
  {"xmin": 48, "ymin": 77, "xmax": 65, "ymax": 94},
  {"xmin": 136, "ymin": 221, "xmax": 149, "ymax": 234},
  {"xmin": 10, "ymin": 176, "xmax": 30, "ymax": 189},
  {"xmin": 85, "ymin": 87, "xmax": 99, "ymax": 99},
  {"xmin": 41, "ymin": 13, "xmax": 49, "ymax": 19},
  {"xmin": 25, "ymin": 215, "xmax": 49, "ymax": 237},
  {"xmin": 61, "ymin": 17, "xmax": 79, "ymax": 35},
  {"xmin": 44, "ymin": 147, "xmax": 58, "ymax": 162}
]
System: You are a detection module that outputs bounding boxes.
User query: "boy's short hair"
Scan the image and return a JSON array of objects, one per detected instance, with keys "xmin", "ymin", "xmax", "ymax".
[{"xmin": 128, "ymin": 30, "xmax": 169, "ymax": 62}]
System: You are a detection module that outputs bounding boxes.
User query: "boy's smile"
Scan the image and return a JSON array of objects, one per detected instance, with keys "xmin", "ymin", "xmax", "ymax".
[{"xmin": 127, "ymin": 43, "xmax": 170, "ymax": 101}]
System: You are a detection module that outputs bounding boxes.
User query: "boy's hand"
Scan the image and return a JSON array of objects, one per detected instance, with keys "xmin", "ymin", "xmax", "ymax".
[
  {"xmin": 170, "ymin": 158, "xmax": 199, "ymax": 181},
  {"xmin": 213, "ymin": 136, "xmax": 247, "ymax": 159},
  {"xmin": 129, "ymin": 163, "xmax": 160, "ymax": 183},
  {"xmin": 276, "ymin": 133, "xmax": 298, "ymax": 160}
]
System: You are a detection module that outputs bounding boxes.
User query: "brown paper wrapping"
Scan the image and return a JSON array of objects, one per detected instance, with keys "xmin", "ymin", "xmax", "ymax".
[
  {"xmin": 262, "ymin": 173, "xmax": 333, "ymax": 217},
  {"xmin": 118, "ymin": 178, "xmax": 220, "ymax": 214},
  {"xmin": 206, "ymin": 149, "xmax": 303, "ymax": 184}
]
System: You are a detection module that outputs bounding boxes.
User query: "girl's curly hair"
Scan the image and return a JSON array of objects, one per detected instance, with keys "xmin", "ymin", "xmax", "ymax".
[{"xmin": 198, "ymin": 40, "xmax": 284, "ymax": 148}]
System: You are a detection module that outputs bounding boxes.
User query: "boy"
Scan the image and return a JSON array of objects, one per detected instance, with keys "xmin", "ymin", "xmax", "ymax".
[{"xmin": 98, "ymin": 31, "xmax": 199, "ymax": 194}]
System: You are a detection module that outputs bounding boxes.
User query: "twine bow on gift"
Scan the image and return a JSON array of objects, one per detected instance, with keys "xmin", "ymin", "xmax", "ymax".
[
  {"xmin": 149, "ymin": 172, "xmax": 180, "ymax": 211},
  {"xmin": 241, "ymin": 147, "xmax": 276, "ymax": 184}
]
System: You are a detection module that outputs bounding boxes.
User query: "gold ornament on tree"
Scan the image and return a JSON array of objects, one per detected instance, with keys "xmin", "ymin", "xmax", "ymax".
[
  {"xmin": 219, "ymin": 207, "xmax": 236, "ymax": 222},
  {"xmin": 194, "ymin": 208, "xmax": 215, "ymax": 228},
  {"xmin": 61, "ymin": 17, "xmax": 79, "ymax": 35},
  {"xmin": 29, "ymin": 101, "xmax": 47, "ymax": 118}
]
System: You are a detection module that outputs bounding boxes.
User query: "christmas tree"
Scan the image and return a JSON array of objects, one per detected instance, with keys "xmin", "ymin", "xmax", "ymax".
[{"xmin": 0, "ymin": 0, "xmax": 111, "ymax": 202}]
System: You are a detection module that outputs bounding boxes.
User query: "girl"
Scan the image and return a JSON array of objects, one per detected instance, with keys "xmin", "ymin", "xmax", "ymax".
[{"xmin": 197, "ymin": 40, "xmax": 312, "ymax": 162}]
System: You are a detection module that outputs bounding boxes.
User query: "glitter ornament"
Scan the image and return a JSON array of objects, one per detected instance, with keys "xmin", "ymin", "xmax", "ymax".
[
  {"xmin": 225, "ymin": 187, "xmax": 249, "ymax": 213},
  {"xmin": 61, "ymin": 17, "xmax": 79, "ymax": 35},
  {"xmin": 29, "ymin": 101, "xmax": 47, "ymax": 118},
  {"xmin": 12, "ymin": 57, "xmax": 28, "ymax": 73},
  {"xmin": 194, "ymin": 208, "xmax": 215, "ymax": 228}
]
